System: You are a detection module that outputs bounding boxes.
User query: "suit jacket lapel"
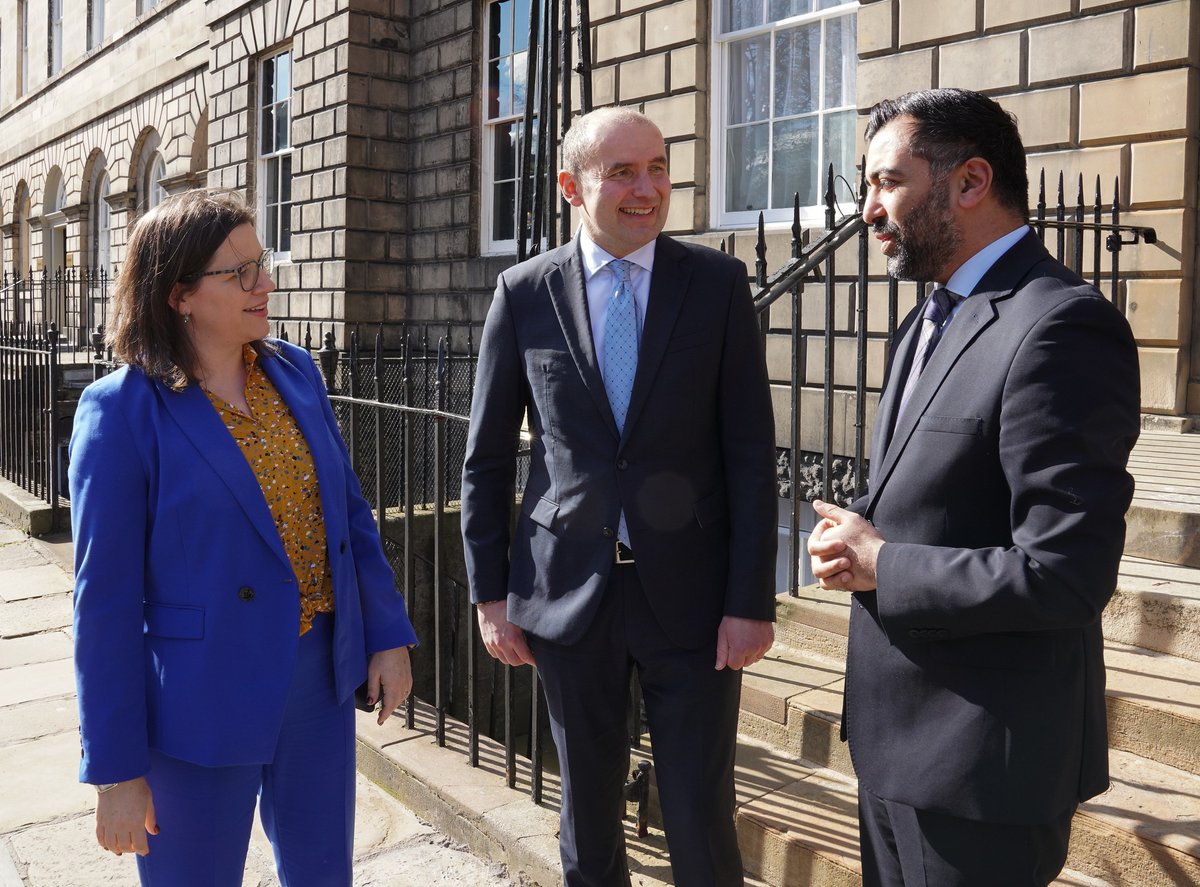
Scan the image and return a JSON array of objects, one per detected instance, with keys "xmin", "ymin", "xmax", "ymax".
[
  {"xmin": 868, "ymin": 231, "xmax": 1046, "ymax": 510},
  {"xmin": 545, "ymin": 240, "xmax": 620, "ymax": 438},
  {"xmin": 156, "ymin": 379, "xmax": 290, "ymax": 566},
  {"xmin": 622, "ymin": 235, "xmax": 688, "ymax": 445}
]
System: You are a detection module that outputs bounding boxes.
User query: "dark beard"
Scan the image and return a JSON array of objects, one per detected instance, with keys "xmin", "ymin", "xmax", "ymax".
[{"xmin": 875, "ymin": 179, "xmax": 962, "ymax": 281}]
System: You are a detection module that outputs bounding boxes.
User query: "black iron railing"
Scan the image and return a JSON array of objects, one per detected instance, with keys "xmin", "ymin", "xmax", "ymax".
[
  {"xmin": 0, "ymin": 325, "xmax": 63, "ymax": 528},
  {"xmin": 752, "ymin": 165, "xmax": 1156, "ymax": 599},
  {"xmin": 1, "ymin": 268, "xmax": 112, "ymax": 350}
]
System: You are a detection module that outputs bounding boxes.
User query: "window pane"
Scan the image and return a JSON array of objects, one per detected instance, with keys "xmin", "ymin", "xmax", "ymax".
[
  {"xmin": 487, "ymin": 60, "xmax": 501, "ymax": 118},
  {"xmin": 513, "ymin": 0, "xmax": 529, "ymax": 53},
  {"xmin": 824, "ymin": 14, "xmax": 856, "ymax": 108},
  {"xmin": 817, "ymin": 0, "xmax": 847, "ymax": 9},
  {"xmin": 772, "ymin": 116, "xmax": 817, "ymax": 208},
  {"xmin": 774, "ymin": 23, "xmax": 819, "ymax": 117},
  {"xmin": 513, "ymin": 50, "xmax": 528, "ymax": 116},
  {"xmin": 767, "ymin": 0, "xmax": 810, "ymax": 23},
  {"xmin": 494, "ymin": 122, "xmax": 517, "ymax": 181},
  {"xmin": 724, "ymin": 0, "xmax": 762, "ymax": 32},
  {"xmin": 262, "ymin": 57, "xmax": 275, "ymax": 106},
  {"xmin": 281, "ymin": 154, "xmax": 292, "ymax": 203},
  {"xmin": 277, "ymin": 52, "xmax": 290, "ymax": 98},
  {"xmin": 497, "ymin": 57, "xmax": 513, "ymax": 117},
  {"xmin": 265, "ymin": 157, "xmax": 279, "ymax": 206},
  {"xmin": 728, "ymin": 35, "xmax": 770, "ymax": 125},
  {"xmin": 493, "ymin": 181, "xmax": 516, "ymax": 241},
  {"xmin": 261, "ymin": 106, "xmax": 274, "ymax": 154},
  {"xmin": 822, "ymin": 109, "xmax": 857, "ymax": 198},
  {"xmin": 726, "ymin": 123, "xmax": 769, "ymax": 211},
  {"xmin": 497, "ymin": 0, "xmax": 513, "ymax": 56},
  {"xmin": 276, "ymin": 100, "xmax": 290, "ymax": 150},
  {"xmin": 280, "ymin": 204, "xmax": 291, "ymax": 252}
]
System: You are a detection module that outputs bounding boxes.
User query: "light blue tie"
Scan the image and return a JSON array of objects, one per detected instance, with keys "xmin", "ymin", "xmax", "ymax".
[{"xmin": 603, "ymin": 259, "xmax": 638, "ymax": 545}]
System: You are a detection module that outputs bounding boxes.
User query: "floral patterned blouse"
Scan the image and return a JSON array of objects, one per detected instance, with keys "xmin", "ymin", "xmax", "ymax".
[{"xmin": 205, "ymin": 346, "xmax": 334, "ymax": 635}]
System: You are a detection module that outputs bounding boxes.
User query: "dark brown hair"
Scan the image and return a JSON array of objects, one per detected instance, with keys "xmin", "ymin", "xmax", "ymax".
[{"xmin": 107, "ymin": 189, "xmax": 264, "ymax": 390}]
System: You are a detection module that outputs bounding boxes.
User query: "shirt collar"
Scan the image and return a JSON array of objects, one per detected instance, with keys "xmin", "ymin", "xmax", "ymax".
[
  {"xmin": 946, "ymin": 225, "xmax": 1029, "ymax": 297},
  {"xmin": 579, "ymin": 229, "xmax": 657, "ymax": 282}
]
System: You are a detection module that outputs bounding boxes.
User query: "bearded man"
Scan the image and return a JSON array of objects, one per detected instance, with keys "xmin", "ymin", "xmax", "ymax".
[{"xmin": 808, "ymin": 89, "xmax": 1140, "ymax": 886}]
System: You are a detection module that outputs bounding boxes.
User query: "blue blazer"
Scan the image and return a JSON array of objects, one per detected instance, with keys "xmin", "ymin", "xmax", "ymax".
[{"xmin": 70, "ymin": 339, "xmax": 416, "ymax": 784}]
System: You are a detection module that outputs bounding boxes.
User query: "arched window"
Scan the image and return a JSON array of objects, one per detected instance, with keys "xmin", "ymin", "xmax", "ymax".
[
  {"xmin": 94, "ymin": 172, "xmax": 111, "ymax": 272},
  {"xmin": 144, "ymin": 153, "xmax": 166, "ymax": 211},
  {"xmin": 42, "ymin": 166, "xmax": 68, "ymax": 274},
  {"xmin": 13, "ymin": 183, "xmax": 31, "ymax": 275}
]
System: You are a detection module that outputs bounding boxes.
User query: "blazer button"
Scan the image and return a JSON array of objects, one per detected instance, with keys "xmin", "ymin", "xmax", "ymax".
[
  {"xmin": 238, "ymin": 586, "xmax": 255, "ymax": 601},
  {"xmin": 602, "ymin": 527, "xmax": 615, "ymax": 538},
  {"xmin": 616, "ymin": 459, "xmax": 628, "ymax": 470}
]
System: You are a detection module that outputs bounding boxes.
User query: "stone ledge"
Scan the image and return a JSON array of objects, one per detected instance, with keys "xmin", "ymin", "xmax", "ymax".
[{"xmin": 0, "ymin": 479, "xmax": 63, "ymax": 539}]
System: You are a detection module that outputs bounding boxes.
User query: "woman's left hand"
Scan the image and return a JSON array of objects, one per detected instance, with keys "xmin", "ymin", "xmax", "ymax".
[{"xmin": 365, "ymin": 646, "xmax": 413, "ymax": 726}]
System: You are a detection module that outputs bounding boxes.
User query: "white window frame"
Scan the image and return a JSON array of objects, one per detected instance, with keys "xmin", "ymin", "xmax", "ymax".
[
  {"xmin": 481, "ymin": 0, "xmax": 537, "ymax": 255},
  {"xmin": 88, "ymin": 0, "xmax": 105, "ymax": 51},
  {"xmin": 17, "ymin": 0, "xmax": 28, "ymax": 97},
  {"xmin": 257, "ymin": 47, "xmax": 293, "ymax": 262},
  {"xmin": 48, "ymin": 0, "xmax": 62, "ymax": 76},
  {"xmin": 711, "ymin": 0, "xmax": 858, "ymax": 229},
  {"xmin": 142, "ymin": 153, "xmax": 166, "ymax": 211}
]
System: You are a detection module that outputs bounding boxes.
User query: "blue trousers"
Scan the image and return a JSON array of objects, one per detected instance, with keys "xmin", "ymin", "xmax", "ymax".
[{"xmin": 136, "ymin": 613, "xmax": 356, "ymax": 887}]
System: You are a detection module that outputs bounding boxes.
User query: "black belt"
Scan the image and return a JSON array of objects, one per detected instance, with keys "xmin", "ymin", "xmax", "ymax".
[{"xmin": 615, "ymin": 541, "xmax": 634, "ymax": 564}]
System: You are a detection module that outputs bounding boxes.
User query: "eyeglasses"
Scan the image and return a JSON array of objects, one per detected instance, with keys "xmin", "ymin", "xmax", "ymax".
[{"xmin": 184, "ymin": 250, "xmax": 273, "ymax": 292}]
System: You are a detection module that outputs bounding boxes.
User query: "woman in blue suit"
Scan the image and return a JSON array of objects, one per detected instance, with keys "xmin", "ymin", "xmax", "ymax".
[{"xmin": 69, "ymin": 189, "xmax": 417, "ymax": 886}]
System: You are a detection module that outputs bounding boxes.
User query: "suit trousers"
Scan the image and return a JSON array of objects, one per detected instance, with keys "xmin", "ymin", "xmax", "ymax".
[
  {"xmin": 136, "ymin": 613, "xmax": 356, "ymax": 887},
  {"xmin": 528, "ymin": 562, "xmax": 744, "ymax": 887},
  {"xmin": 857, "ymin": 786, "xmax": 1075, "ymax": 887}
]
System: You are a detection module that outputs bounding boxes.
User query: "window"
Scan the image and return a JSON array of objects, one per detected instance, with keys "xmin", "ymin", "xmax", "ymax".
[
  {"xmin": 142, "ymin": 153, "xmax": 165, "ymax": 211},
  {"xmin": 715, "ymin": 0, "xmax": 857, "ymax": 227},
  {"xmin": 17, "ymin": 0, "xmax": 28, "ymax": 97},
  {"xmin": 48, "ymin": 0, "xmax": 62, "ymax": 76},
  {"xmin": 258, "ymin": 49, "xmax": 293, "ymax": 257},
  {"xmin": 88, "ymin": 0, "xmax": 105, "ymax": 51},
  {"xmin": 93, "ymin": 173, "xmax": 111, "ymax": 271},
  {"xmin": 136, "ymin": 0, "xmax": 160, "ymax": 14},
  {"xmin": 482, "ymin": 0, "xmax": 536, "ymax": 253}
]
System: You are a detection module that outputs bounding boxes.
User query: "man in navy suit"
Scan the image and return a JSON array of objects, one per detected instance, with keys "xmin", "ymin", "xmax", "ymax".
[
  {"xmin": 461, "ymin": 107, "xmax": 778, "ymax": 886},
  {"xmin": 808, "ymin": 89, "xmax": 1140, "ymax": 885}
]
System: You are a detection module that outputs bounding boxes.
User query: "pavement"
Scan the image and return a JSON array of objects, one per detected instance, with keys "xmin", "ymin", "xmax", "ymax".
[{"xmin": 0, "ymin": 513, "xmax": 521, "ymax": 887}]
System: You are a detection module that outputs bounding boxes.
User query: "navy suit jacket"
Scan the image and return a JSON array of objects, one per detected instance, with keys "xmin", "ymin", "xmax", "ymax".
[
  {"xmin": 461, "ymin": 235, "xmax": 778, "ymax": 649},
  {"xmin": 70, "ymin": 339, "xmax": 416, "ymax": 784},
  {"xmin": 846, "ymin": 231, "xmax": 1140, "ymax": 824}
]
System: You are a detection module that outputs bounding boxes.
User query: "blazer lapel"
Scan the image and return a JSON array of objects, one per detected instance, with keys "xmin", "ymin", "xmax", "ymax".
[
  {"xmin": 545, "ymin": 240, "xmax": 620, "ymax": 438},
  {"xmin": 621, "ymin": 235, "xmax": 688, "ymax": 445},
  {"xmin": 156, "ymin": 380, "xmax": 290, "ymax": 566},
  {"xmin": 867, "ymin": 231, "xmax": 1045, "ymax": 510}
]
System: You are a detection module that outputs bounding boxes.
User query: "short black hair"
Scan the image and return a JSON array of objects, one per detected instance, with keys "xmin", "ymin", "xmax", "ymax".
[{"xmin": 866, "ymin": 89, "xmax": 1029, "ymax": 218}]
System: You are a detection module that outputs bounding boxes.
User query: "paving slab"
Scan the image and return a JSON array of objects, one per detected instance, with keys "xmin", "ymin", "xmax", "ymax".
[
  {"xmin": 0, "ymin": 630, "xmax": 71, "ymax": 669},
  {"xmin": 0, "ymin": 694, "xmax": 76, "ymax": 747},
  {"xmin": 0, "ymin": 594, "xmax": 72, "ymax": 638},
  {"xmin": 0, "ymin": 657, "xmax": 75, "ymax": 708},
  {"xmin": 0, "ymin": 731, "xmax": 95, "ymax": 832},
  {"xmin": 0, "ymin": 565, "xmax": 73, "ymax": 603},
  {"xmin": 0, "ymin": 545, "xmax": 55, "ymax": 574}
]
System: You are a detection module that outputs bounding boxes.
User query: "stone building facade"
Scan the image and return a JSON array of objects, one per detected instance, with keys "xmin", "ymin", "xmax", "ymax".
[{"xmin": 0, "ymin": 0, "xmax": 1195, "ymax": 416}]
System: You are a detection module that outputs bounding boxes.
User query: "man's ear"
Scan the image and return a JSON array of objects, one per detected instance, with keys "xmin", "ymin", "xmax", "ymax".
[
  {"xmin": 558, "ymin": 170, "xmax": 584, "ymax": 207},
  {"xmin": 956, "ymin": 157, "xmax": 993, "ymax": 210}
]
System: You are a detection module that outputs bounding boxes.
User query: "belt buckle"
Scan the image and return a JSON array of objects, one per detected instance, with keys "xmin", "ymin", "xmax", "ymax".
[{"xmin": 615, "ymin": 541, "xmax": 635, "ymax": 564}]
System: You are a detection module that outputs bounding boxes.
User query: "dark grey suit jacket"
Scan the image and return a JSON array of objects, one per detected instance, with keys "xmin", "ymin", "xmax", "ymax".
[
  {"xmin": 461, "ymin": 235, "xmax": 778, "ymax": 649},
  {"xmin": 847, "ymin": 230, "xmax": 1141, "ymax": 824}
]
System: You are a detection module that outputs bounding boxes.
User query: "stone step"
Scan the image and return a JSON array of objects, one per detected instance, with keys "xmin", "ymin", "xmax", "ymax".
[
  {"xmin": 1124, "ymin": 430, "xmax": 1200, "ymax": 568},
  {"xmin": 753, "ymin": 601, "xmax": 1200, "ymax": 778}
]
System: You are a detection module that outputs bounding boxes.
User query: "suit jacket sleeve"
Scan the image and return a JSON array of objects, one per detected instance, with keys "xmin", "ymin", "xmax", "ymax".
[
  {"xmin": 874, "ymin": 293, "xmax": 1139, "ymax": 637},
  {"xmin": 716, "ymin": 267, "xmax": 779, "ymax": 621},
  {"xmin": 70, "ymin": 381, "xmax": 153, "ymax": 784},
  {"xmin": 461, "ymin": 274, "xmax": 527, "ymax": 604}
]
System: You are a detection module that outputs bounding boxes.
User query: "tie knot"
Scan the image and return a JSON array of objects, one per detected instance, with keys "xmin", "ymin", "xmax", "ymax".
[
  {"xmin": 610, "ymin": 259, "xmax": 633, "ymax": 287},
  {"xmin": 926, "ymin": 287, "xmax": 960, "ymax": 325}
]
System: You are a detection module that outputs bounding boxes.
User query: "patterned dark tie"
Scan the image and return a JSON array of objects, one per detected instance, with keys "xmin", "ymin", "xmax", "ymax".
[
  {"xmin": 896, "ymin": 287, "xmax": 961, "ymax": 420},
  {"xmin": 603, "ymin": 259, "xmax": 638, "ymax": 545}
]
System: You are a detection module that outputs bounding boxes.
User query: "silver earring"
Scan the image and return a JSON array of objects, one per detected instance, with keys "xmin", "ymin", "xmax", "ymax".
[{"xmin": 181, "ymin": 314, "xmax": 191, "ymax": 325}]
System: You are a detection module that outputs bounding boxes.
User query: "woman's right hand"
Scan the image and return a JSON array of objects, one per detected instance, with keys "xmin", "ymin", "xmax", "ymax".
[{"xmin": 95, "ymin": 777, "xmax": 158, "ymax": 856}]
